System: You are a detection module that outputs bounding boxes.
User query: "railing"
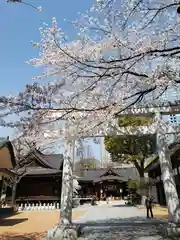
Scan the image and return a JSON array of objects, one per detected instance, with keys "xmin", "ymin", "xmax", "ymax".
[{"xmin": 6, "ymin": 195, "xmax": 60, "ymax": 201}]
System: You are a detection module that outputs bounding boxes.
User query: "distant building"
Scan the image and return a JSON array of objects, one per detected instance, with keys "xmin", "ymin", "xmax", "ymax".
[
  {"xmin": 159, "ymin": 87, "xmax": 180, "ymax": 103},
  {"xmin": 159, "ymin": 87, "xmax": 180, "ymax": 124},
  {"xmin": 75, "ymin": 139, "xmax": 94, "ymax": 162},
  {"xmin": 78, "ymin": 166, "xmax": 139, "ymax": 200},
  {"xmin": 169, "ymin": 114, "xmax": 177, "ymax": 124},
  {"xmin": 100, "ymin": 137, "xmax": 110, "ymax": 167}
]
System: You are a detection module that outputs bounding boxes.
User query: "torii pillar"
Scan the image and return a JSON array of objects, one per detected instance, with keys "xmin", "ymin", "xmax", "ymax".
[
  {"xmin": 156, "ymin": 112, "xmax": 180, "ymax": 236},
  {"xmin": 46, "ymin": 138, "xmax": 80, "ymax": 240}
]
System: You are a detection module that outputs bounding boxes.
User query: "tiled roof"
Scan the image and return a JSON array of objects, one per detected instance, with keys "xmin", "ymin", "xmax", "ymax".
[
  {"xmin": 79, "ymin": 167, "xmax": 138, "ymax": 182},
  {"xmin": 18, "ymin": 149, "xmax": 64, "ymax": 176},
  {"xmin": 94, "ymin": 176, "xmax": 124, "ymax": 183},
  {"xmin": 35, "ymin": 150, "xmax": 63, "ymax": 169},
  {"xmin": 24, "ymin": 167, "xmax": 61, "ymax": 176},
  {"xmin": 0, "ymin": 138, "xmax": 16, "ymax": 169},
  {"xmin": 24, "ymin": 149, "xmax": 63, "ymax": 170}
]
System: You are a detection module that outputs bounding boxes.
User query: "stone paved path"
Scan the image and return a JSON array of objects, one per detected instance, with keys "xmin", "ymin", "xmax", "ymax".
[{"xmin": 74, "ymin": 201, "xmax": 169, "ymax": 240}]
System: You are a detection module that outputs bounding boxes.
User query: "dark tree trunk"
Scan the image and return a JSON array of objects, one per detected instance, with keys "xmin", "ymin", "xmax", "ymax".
[
  {"xmin": 0, "ymin": 176, "xmax": 4, "ymax": 196},
  {"xmin": 133, "ymin": 160, "xmax": 144, "ymax": 178},
  {"xmin": 133, "ymin": 160, "xmax": 147, "ymax": 205},
  {"xmin": 0, "ymin": 177, "xmax": 5, "ymax": 207},
  {"xmin": 11, "ymin": 182, "xmax": 17, "ymax": 211}
]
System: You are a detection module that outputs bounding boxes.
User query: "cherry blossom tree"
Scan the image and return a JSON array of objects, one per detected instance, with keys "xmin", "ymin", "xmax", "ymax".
[
  {"xmin": 2, "ymin": 0, "xmax": 180, "ymax": 124},
  {"xmin": 4, "ymin": 136, "xmax": 39, "ymax": 210},
  {"xmin": 2, "ymin": 0, "xmax": 180, "ymax": 238}
]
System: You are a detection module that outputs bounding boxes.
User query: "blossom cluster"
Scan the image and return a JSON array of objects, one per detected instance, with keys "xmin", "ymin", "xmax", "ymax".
[{"xmin": 3, "ymin": 0, "xmax": 180, "ymax": 140}]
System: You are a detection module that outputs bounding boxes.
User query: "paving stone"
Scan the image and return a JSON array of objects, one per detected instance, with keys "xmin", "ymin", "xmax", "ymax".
[{"xmin": 73, "ymin": 202, "xmax": 169, "ymax": 240}]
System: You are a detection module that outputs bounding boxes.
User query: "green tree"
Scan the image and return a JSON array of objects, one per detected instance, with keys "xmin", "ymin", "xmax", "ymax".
[
  {"xmin": 104, "ymin": 116, "xmax": 156, "ymax": 203},
  {"xmin": 127, "ymin": 179, "xmax": 138, "ymax": 191},
  {"xmin": 104, "ymin": 134, "xmax": 156, "ymax": 177}
]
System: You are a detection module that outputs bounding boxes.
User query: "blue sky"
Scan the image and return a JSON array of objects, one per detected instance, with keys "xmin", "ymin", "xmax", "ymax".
[
  {"xmin": 0, "ymin": 0, "xmax": 103, "ymax": 160},
  {"xmin": 0, "ymin": 0, "xmax": 93, "ymax": 135},
  {"xmin": 0, "ymin": 0, "xmax": 93, "ymax": 96}
]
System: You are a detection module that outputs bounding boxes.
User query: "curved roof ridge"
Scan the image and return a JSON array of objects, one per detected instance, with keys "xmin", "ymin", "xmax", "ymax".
[
  {"xmin": 32, "ymin": 149, "xmax": 56, "ymax": 169},
  {"xmin": 41, "ymin": 154, "xmax": 63, "ymax": 170},
  {"xmin": 22, "ymin": 149, "xmax": 53, "ymax": 169},
  {"xmin": 100, "ymin": 168, "xmax": 120, "ymax": 177},
  {"xmin": 25, "ymin": 149, "xmax": 63, "ymax": 170},
  {"xmin": 0, "ymin": 139, "xmax": 16, "ymax": 168}
]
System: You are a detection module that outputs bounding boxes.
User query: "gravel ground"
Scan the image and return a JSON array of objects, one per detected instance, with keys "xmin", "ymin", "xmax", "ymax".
[{"xmin": 74, "ymin": 202, "xmax": 169, "ymax": 240}]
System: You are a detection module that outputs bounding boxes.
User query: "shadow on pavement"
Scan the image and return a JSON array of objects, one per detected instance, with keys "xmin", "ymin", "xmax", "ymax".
[
  {"xmin": 78, "ymin": 217, "xmax": 166, "ymax": 240},
  {"xmin": 79, "ymin": 216, "xmax": 167, "ymax": 227},
  {"xmin": 0, "ymin": 218, "xmax": 28, "ymax": 226},
  {"xmin": 0, "ymin": 212, "xmax": 21, "ymax": 220},
  {"xmin": 0, "ymin": 208, "xmax": 21, "ymax": 220},
  {"xmin": 112, "ymin": 204, "xmax": 133, "ymax": 208}
]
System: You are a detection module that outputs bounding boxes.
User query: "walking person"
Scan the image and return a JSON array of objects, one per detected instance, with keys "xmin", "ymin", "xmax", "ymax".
[
  {"xmin": 106, "ymin": 194, "xmax": 109, "ymax": 204},
  {"xmin": 91, "ymin": 195, "xmax": 96, "ymax": 205},
  {"xmin": 103, "ymin": 192, "xmax": 107, "ymax": 201},
  {"xmin": 145, "ymin": 196, "xmax": 153, "ymax": 218}
]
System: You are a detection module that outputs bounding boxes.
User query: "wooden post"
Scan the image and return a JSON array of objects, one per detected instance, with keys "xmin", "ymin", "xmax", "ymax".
[
  {"xmin": 94, "ymin": 184, "xmax": 98, "ymax": 200},
  {"xmin": 100, "ymin": 189, "xmax": 103, "ymax": 200},
  {"xmin": 95, "ymin": 191, "xmax": 97, "ymax": 200}
]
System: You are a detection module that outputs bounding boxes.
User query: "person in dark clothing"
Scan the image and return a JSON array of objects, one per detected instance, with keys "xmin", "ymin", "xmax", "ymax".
[
  {"xmin": 145, "ymin": 196, "xmax": 153, "ymax": 218},
  {"xmin": 91, "ymin": 195, "xmax": 96, "ymax": 205},
  {"xmin": 103, "ymin": 192, "xmax": 107, "ymax": 201}
]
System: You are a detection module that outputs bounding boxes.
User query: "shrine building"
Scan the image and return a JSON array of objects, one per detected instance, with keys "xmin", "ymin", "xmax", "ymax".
[{"xmin": 4, "ymin": 148, "xmax": 139, "ymax": 207}]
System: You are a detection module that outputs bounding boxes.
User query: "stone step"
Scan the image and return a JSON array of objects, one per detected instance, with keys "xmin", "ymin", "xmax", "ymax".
[{"xmin": 78, "ymin": 225, "xmax": 168, "ymax": 240}]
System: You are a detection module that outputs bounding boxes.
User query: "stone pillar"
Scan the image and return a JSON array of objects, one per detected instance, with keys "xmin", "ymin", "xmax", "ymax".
[
  {"xmin": 45, "ymin": 138, "xmax": 80, "ymax": 240},
  {"xmin": 60, "ymin": 139, "xmax": 74, "ymax": 225},
  {"xmin": 156, "ymin": 112, "xmax": 180, "ymax": 236}
]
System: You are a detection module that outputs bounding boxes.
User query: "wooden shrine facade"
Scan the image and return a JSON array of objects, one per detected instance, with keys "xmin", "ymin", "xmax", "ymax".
[
  {"xmin": 0, "ymin": 138, "xmax": 16, "ymax": 201},
  {"xmin": 78, "ymin": 167, "xmax": 139, "ymax": 200},
  {"xmin": 146, "ymin": 138, "xmax": 180, "ymax": 205},
  {"xmin": 5, "ymin": 147, "xmax": 139, "ymax": 204},
  {"xmin": 6, "ymin": 149, "xmax": 64, "ymax": 203}
]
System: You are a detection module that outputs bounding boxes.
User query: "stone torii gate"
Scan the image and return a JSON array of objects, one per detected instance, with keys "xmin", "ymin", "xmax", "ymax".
[
  {"xmin": 46, "ymin": 102, "xmax": 180, "ymax": 239},
  {"xmin": 109, "ymin": 103, "xmax": 180, "ymax": 237},
  {"xmin": 96, "ymin": 103, "xmax": 180, "ymax": 237}
]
